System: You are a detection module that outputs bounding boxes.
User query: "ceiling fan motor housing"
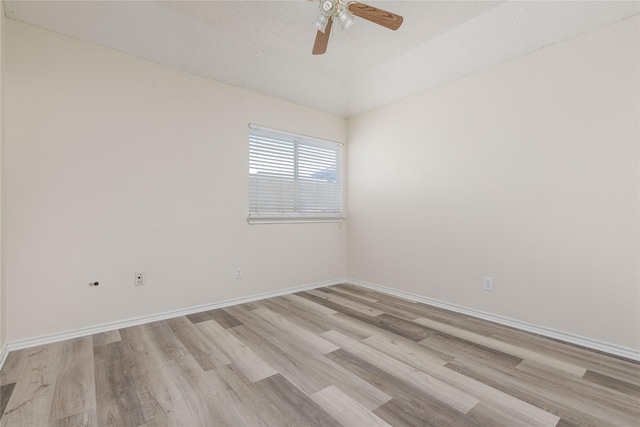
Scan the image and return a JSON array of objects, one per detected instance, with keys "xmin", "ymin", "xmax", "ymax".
[{"xmin": 320, "ymin": 0, "xmax": 338, "ymax": 16}]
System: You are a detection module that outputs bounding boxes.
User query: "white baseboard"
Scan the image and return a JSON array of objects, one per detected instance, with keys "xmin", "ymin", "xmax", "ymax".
[
  {"xmin": 4, "ymin": 277, "xmax": 347, "ymax": 356},
  {"xmin": 347, "ymin": 278, "xmax": 640, "ymax": 362}
]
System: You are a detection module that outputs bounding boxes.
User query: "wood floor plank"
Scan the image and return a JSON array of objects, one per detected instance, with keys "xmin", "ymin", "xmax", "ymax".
[
  {"xmin": 328, "ymin": 312, "xmax": 454, "ymax": 360},
  {"xmin": 555, "ymin": 418, "xmax": 582, "ymax": 427},
  {"xmin": 252, "ymin": 374, "xmax": 342, "ymax": 427},
  {"xmin": 144, "ymin": 320, "xmax": 191, "ymax": 363},
  {"xmin": 165, "ymin": 316, "xmax": 232, "ymax": 371},
  {"xmin": 325, "ymin": 286, "xmax": 424, "ymax": 321},
  {"xmin": 210, "ymin": 364, "xmax": 293, "ymax": 427},
  {"xmin": 250, "ymin": 307, "xmax": 339, "ymax": 355},
  {"xmin": 208, "ymin": 309, "xmax": 243, "ymax": 329},
  {"xmin": 49, "ymin": 336, "xmax": 96, "ymax": 425},
  {"xmin": 324, "ymin": 285, "xmax": 382, "ymax": 302},
  {"xmin": 298, "ymin": 353, "xmax": 392, "ymax": 413},
  {"xmin": 582, "ymin": 369, "xmax": 640, "ymax": 397},
  {"xmin": 548, "ymin": 373, "xmax": 638, "ymax": 415},
  {"xmin": 326, "ymin": 348, "xmax": 482, "ymax": 427},
  {"xmin": 92, "ymin": 330, "xmax": 122, "ymax": 348},
  {"xmin": 415, "ymin": 316, "xmax": 587, "ymax": 377},
  {"xmin": 2, "ymin": 342, "xmax": 65, "ymax": 426},
  {"xmin": 51, "ymin": 409, "xmax": 98, "ymax": 427},
  {"xmin": 419, "ymin": 330, "xmax": 524, "ymax": 371},
  {"xmin": 363, "ymin": 333, "xmax": 453, "ymax": 372},
  {"xmin": 374, "ymin": 313, "xmax": 436, "ymax": 340},
  {"xmin": 228, "ymin": 324, "xmax": 332, "ymax": 395},
  {"xmin": 310, "ymin": 385, "xmax": 392, "ymax": 427},
  {"xmin": 281, "ymin": 293, "xmax": 338, "ymax": 316},
  {"xmin": 195, "ymin": 319, "xmax": 277, "ymax": 382},
  {"xmin": 225, "ymin": 304, "xmax": 345, "ymax": 362},
  {"xmin": 305, "ymin": 289, "xmax": 386, "ymax": 317},
  {"xmin": 465, "ymin": 402, "xmax": 543, "ymax": 427},
  {"xmin": 372, "ymin": 398, "xmax": 466, "ymax": 427},
  {"xmin": 119, "ymin": 324, "xmax": 182, "ymax": 425},
  {"xmin": 297, "ymin": 291, "xmax": 381, "ymax": 323},
  {"xmin": 0, "ymin": 350, "xmax": 21, "ymax": 385},
  {"xmin": 446, "ymin": 357, "xmax": 639, "ymax": 426},
  {"xmin": 121, "ymin": 324, "xmax": 224, "ymax": 426},
  {"xmin": 0, "ymin": 381, "xmax": 16, "ymax": 421},
  {"xmin": 326, "ymin": 329, "xmax": 562, "ymax": 426},
  {"xmin": 300, "ymin": 290, "xmax": 433, "ymax": 341},
  {"xmin": 200, "ymin": 366, "xmax": 272, "ymax": 427},
  {"xmin": 322, "ymin": 329, "xmax": 480, "ymax": 413},
  {"xmin": 515, "ymin": 360, "xmax": 640, "ymax": 422},
  {"xmin": 160, "ymin": 354, "xmax": 229, "ymax": 425},
  {"xmin": 491, "ymin": 329, "xmax": 640, "ymax": 381},
  {"xmin": 326, "ymin": 311, "xmax": 397, "ymax": 340},
  {"xmin": 253, "ymin": 297, "xmax": 333, "ymax": 335},
  {"xmin": 230, "ymin": 323, "xmax": 392, "ymax": 411},
  {"xmin": 93, "ymin": 341, "xmax": 145, "ymax": 427},
  {"xmin": 336, "ymin": 285, "xmax": 479, "ymax": 328},
  {"xmin": 225, "ymin": 304, "xmax": 316, "ymax": 352},
  {"xmin": 187, "ymin": 308, "xmax": 242, "ymax": 328}
]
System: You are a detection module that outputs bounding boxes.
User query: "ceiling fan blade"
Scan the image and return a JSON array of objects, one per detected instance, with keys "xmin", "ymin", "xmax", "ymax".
[
  {"xmin": 347, "ymin": 1, "xmax": 403, "ymax": 31},
  {"xmin": 312, "ymin": 16, "xmax": 333, "ymax": 55}
]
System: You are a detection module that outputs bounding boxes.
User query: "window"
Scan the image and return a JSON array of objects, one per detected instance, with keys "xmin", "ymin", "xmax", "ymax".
[{"xmin": 249, "ymin": 124, "xmax": 344, "ymax": 223}]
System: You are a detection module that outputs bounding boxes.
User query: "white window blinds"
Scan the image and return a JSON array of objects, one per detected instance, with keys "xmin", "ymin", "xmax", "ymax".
[{"xmin": 249, "ymin": 124, "xmax": 343, "ymax": 222}]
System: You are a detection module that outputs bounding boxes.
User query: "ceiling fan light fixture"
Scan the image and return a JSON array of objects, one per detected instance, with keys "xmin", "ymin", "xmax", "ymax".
[
  {"xmin": 313, "ymin": 13, "xmax": 329, "ymax": 32},
  {"xmin": 336, "ymin": 9, "xmax": 354, "ymax": 30},
  {"xmin": 311, "ymin": 0, "xmax": 404, "ymax": 55}
]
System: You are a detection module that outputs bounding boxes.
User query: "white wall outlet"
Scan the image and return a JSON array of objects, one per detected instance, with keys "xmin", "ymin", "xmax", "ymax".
[
  {"xmin": 483, "ymin": 276, "xmax": 494, "ymax": 291},
  {"xmin": 135, "ymin": 273, "xmax": 145, "ymax": 286},
  {"xmin": 235, "ymin": 267, "xmax": 243, "ymax": 279}
]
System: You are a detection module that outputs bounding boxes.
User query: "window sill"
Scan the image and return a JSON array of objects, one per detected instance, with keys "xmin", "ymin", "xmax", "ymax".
[{"xmin": 247, "ymin": 216, "xmax": 345, "ymax": 225}]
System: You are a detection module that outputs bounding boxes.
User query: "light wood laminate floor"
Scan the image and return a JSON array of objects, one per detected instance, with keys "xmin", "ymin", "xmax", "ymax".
[{"xmin": 1, "ymin": 284, "xmax": 639, "ymax": 426}]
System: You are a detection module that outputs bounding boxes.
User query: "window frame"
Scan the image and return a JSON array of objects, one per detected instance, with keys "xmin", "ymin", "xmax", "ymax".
[{"xmin": 248, "ymin": 124, "xmax": 345, "ymax": 224}]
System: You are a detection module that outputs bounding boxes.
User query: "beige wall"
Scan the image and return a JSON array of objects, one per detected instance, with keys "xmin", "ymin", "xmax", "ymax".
[
  {"xmin": 5, "ymin": 20, "xmax": 347, "ymax": 342},
  {"xmin": 347, "ymin": 16, "xmax": 640, "ymax": 351},
  {"xmin": 4, "ymin": 14, "xmax": 639, "ymax": 352}
]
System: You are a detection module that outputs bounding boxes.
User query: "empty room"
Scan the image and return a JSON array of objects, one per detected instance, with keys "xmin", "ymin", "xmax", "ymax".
[{"xmin": 0, "ymin": 0, "xmax": 638, "ymax": 426}]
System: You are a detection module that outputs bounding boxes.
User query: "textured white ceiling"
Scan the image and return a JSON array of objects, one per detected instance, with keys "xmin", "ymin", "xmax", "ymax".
[{"xmin": 4, "ymin": 1, "xmax": 639, "ymax": 118}]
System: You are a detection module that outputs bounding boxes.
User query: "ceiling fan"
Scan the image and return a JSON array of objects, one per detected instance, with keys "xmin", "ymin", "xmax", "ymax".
[{"xmin": 309, "ymin": 0, "xmax": 404, "ymax": 55}]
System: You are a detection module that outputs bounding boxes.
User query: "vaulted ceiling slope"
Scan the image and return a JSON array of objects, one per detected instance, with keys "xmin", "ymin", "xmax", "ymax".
[{"xmin": 5, "ymin": 1, "xmax": 640, "ymax": 118}]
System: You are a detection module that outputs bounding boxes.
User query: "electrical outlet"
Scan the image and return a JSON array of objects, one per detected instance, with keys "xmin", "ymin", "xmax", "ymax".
[
  {"xmin": 135, "ymin": 273, "xmax": 145, "ymax": 286},
  {"xmin": 483, "ymin": 276, "xmax": 494, "ymax": 291},
  {"xmin": 235, "ymin": 267, "xmax": 243, "ymax": 279}
]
